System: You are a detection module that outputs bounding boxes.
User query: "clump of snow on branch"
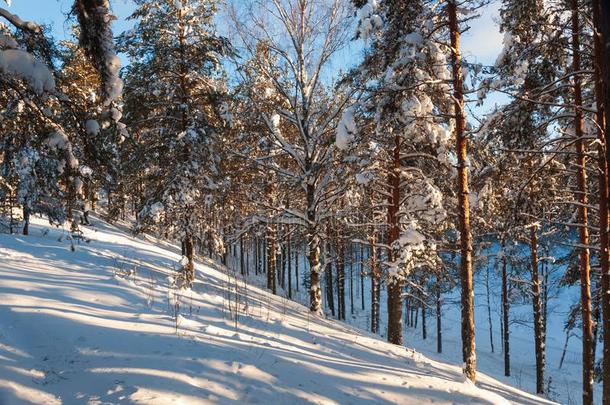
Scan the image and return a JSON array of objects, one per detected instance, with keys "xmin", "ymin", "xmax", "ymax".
[
  {"xmin": 335, "ymin": 107, "xmax": 357, "ymax": 150},
  {"xmin": 356, "ymin": 0, "xmax": 383, "ymax": 40},
  {"xmin": 0, "ymin": 49, "xmax": 55, "ymax": 94},
  {"xmin": 74, "ymin": 0, "xmax": 123, "ymax": 109}
]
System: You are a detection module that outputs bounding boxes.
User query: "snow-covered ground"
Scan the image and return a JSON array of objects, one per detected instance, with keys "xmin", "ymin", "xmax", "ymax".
[
  {"xmin": 0, "ymin": 214, "xmax": 556, "ymax": 404},
  {"xmin": 234, "ymin": 245, "xmax": 588, "ymax": 404}
]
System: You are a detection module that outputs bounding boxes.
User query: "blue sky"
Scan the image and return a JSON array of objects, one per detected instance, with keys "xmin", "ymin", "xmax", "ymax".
[
  {"xmin": 3, "ymin": 0, "xmax": 506, "ymax": 115},
  {"xmin": 4, "ymin": 0, "xmax": 503, "ymax": 62},
  {"xmin": 4, "ymin": 0, "xmax": 135, "ymax": 41}
]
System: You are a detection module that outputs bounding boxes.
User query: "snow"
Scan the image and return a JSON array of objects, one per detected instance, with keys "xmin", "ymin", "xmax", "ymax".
[
  {"xmin": 0, "ymin": 49, "xmax": 55, "ymax": 94},
  {"xmin": 85, "ymin": 119, "xmax": 100, "ymax": 136},
  {"xmin": 0, "ymin": 214, "xmax": 556, "ymax": 404},
  {"xmin": 335, "ymin": 107, "xmax": 357, "ymax": 150},
  {"xmin": 356, "ymin": 0, "xmax": 382, "ymax": 40},
  {"xmin": 0, "ymin": 33, "xmax": 18, "ymax": 49},
  {"xmin": 45, "ymin": 130, "xmax": 69, "ymax": 150}
]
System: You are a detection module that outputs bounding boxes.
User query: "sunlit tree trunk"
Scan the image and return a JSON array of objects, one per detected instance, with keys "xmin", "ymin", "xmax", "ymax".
[
  {"xmin": 592, "ymin": 0, "xmax": 610, "ymax": 401},
  {"xmin": 570, "ymin": 3, "xmax": 594, "ymax": 402},
  {"xmin": 448, "ymin": 0, "xmax": 476, "ymax": 382}
]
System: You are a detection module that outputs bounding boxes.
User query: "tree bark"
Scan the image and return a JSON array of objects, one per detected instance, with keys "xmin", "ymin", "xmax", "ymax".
[
  {"xmin": 530, "ymin": 225, "xmax": 545, "ymax": 395},
  {"xmin": 307, "ymin": 180, "xmax": 322, "ymax": 313},
  {"xmin": 325, "ymin": 241, "xmax": 335, "ymax": 317},
  {"xmin": 422, "ymin": 295, "xmax": 427, "ymax": 340},
  {"xmin": 267, "ymin": 226, "xmax": 277, "ymax": 295},
  {"xmin": 294, "ymin": 244, "xmax": 301, "ymax": 292},
  {"xmin": 183, "ymin": 235, "xmax": 194, "ymax": 284},
  {"xmin": 501, "ymin": 243, "xmax": 511, "ymax": 377},
  {"xmin": 486, "ymin": 263, "xmax": 494, "ymax": 353},
  {"xmin": 22, "ymin": 206, "xmax": 30, "ymax": 236},
  {"xmin": 360, "ymin": 244, "xmax": 365, "ymax": 310},
  {"xmin": 350, "ymin": 244, "xmax": 354, "ymax": 315},
  {"xmin": 448, "ymin": 0, "xmax": 476, "ymax": 382},
  {"xmin": 571, "ymin": 3, "xmax": 594, "ymax": 402},
  {"xmin": 287, "ymin": 231, "xmax": 292, "ymax": 299},
  {"xmin": 240, "ymin": 234, "xmax": 245, "ymax": 276},
  {"xmin": 308, "ymin": 231, "xmax": 322, "ymax": 313},
  {"xmin": 436, "ymin": 274, "xmax": 442, "ymax": 353},
  {"xmin": 592, "ymin": 1, "xmax": 610, "ymax": 401},
  {"xmin": 387, "ymin": 133, "xmax": 403, "ymax": 345},
  {"xmin": 370, "ymin": 233, "xmax": 380, "ymax": 334},
  {"xmin": 336, "ymin": 234, "xmax": 346, "ymax": 320}
]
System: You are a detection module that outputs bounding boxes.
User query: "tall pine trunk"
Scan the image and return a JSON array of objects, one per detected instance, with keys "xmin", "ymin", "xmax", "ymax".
[
  {"xmin": 570, "ymin": 3, "xmax": 594, "ymax": 402},
  {"xmin": 593, "ymin": 0, "xmax": 610, "ymax": 400},
  {"xmin": 530, "ymin": 225, "xmax": 545, "ymax": 395},
  {"xmin": 448, "ymin": 0, "xmax": 476, "ymax": 382},
  {"xmin": 387, "ymin": 134, "xmax": 403, "ymax": 345}
]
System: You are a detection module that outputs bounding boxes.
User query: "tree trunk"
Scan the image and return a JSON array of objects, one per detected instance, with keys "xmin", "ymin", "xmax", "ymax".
[
  {"xmin": 336, "ymin": 235, "xmax": 346, "ymax": 320},
  {"xmin": 592, "ymin": 1, "xmax": 610, "ymax": 401},
  {"xmin": 281, "ymin": 241, "xmax": 287, "ymax": 290},
  {"xmin": 436, "ymin": 275, "xmax": 442, "ymax": 353},
  {"xmin": 287, "ymin": 231, "xmax": 292, "ymax": 299},
  {"xmin": 308, "ymin": 231, "xmax": 322, "ymax": 313},
  {"xmin": 422, "ymin": 296, "xmax": 427, "ymax": 340},
  {"xmin": 360, "ymin": 244, "xmax": 365, "ymax": 311},
  {"xmin": 267, "ymin": 226, "xmax": 277, "ymax": 295},
  {"xmin": 263, "ymin": 232, "xmax": 267, "ymax": 274},
  {"xmin": 387, "ymin": 133, "xmax": 403, "ymax": 345},
  {"xmin": 501, "ymin": 244, "xmax": 511, "ymax": 377},
  {"xmin": 448, "ymin": 0, "xmax": 476, "ymax": 382},
  {"xmin": 350, "ymin": 244, "xmax": 354, "ymax": 315},
  {"xmin": 184, "ymin": 235, "xmax": 194, "ymax": 284},
  {"xmin": 22, "ymin": 206, "xmax": 30, "ymax": 236},
  {"xmin": 325, "ymin": 241, "xmax": 335, "ymax": 317},
  {"xmin": 307, "ymin": 180, "xmax": 322, "ymax": 313},
  {"xmin": 571, "ymin": 5, "xmax": 594, "ymax": 401},
  {"xmin": 370, "ymin": 233, "xmax": 380, "ymax": 334},
  {"xmin": 486, "ymin": 263, "xmax": 494, "ymax": 353},
  {"xmin": 246, "ymin": 237, "xmax": 250, "ymax": 276},
  {"xmin": 240, "ymin": 234, "xmax": 245, "ymax": 276},
  {"xmin": 253, "ymin": 237, "xmax": 257, "ymax": 275},
  {"xmin": 530, "ymin": 225, "xmax": 545, "ymax": 395},
  {"xmin": 294, "ymin": 244, "xmax": 301, "ymax": 292},
  {"xmin": 406, "ymin": 297, "xmax": 411, "ymax": 327}
]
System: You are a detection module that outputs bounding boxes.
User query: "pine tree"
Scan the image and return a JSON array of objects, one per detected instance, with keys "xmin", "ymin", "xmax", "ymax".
[
  {"xmin": 120, "ymin": 0, "xmax": 232, "ymax": 284},
  {"xmin": 347, "ymin": 0, "xmax": 452, "ymax": 346},
  {"xmin": 0, "ymin": 8, "xmax": 83, "ymax": 233}
]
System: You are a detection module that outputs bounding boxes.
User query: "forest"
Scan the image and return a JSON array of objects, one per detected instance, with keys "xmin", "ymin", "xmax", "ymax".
[{"xmin": 1, "ymin": 0, "xmax": 610, "ymax": 404}]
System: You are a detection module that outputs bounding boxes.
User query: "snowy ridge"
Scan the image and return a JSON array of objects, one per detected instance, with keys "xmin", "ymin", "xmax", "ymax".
[{"xmin": 0, "ymin": 215, "xmax": 555, "ymax": 404}]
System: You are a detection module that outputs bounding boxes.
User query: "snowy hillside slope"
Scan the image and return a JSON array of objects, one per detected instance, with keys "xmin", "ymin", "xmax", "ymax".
[{"xmin": 0, "ymin": 214, "xmax": 556, "ymax": 405}]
